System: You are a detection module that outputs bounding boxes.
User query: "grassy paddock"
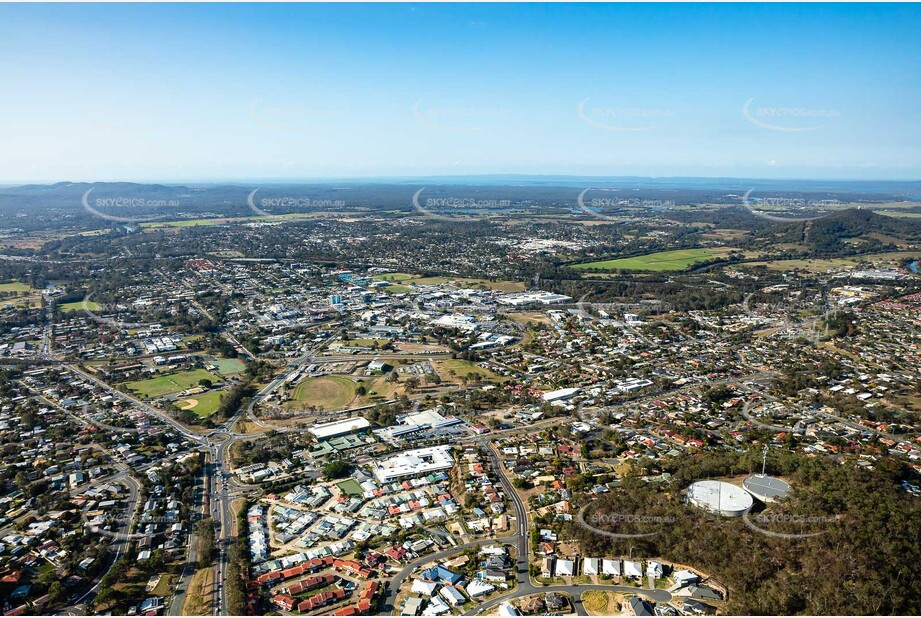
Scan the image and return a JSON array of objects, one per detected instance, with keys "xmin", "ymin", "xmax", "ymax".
[
  {"xmin": 0, "ymin": 282, "xmax": 35, "ymax": 293},
  {"xmin": 572, "ymin": 247, "xmax": 735, "ymax": 272}
]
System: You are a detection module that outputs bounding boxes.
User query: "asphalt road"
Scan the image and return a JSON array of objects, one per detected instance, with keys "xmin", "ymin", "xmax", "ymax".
[{"xmin": 169, "ymin": 465, "xmax": 207, "ymax": 616}]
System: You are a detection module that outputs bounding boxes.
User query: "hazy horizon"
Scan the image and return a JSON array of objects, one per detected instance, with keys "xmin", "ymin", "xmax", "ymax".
[{"xmin": 1, "ymin": 3, "xmax": 919, "ymax": 182}]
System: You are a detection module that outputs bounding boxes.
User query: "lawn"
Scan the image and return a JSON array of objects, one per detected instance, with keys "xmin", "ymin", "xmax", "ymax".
[
  {"xmin": 151, "ymin": 574, "xmax": 173, "ymax": 596},
  {"xmin": 0, "ymin": 296, "xmax": 41, "ymax": 309},
  {"xmin": 372, "ymin": 272, "xmax": 417, "ymax": 282},
  {"xmin": 744, "ymin": 258, "xmax": 857, "ymax": 273},
  {"xmin": 571, "ymin": 247, "xmax": 735, "ymax": 272},
  {"xmin": 873, "ymin": 210, "xmax": 921, "ymax": 218},
  {"xmin": 745, "ymin": 251, "xmax": 920, "ymax": 274},
  {"xmin": 177, "ymin": 389, "xmax": 226, "ymax": 418},
  {"xmin": 337, "ymin": 478, "xmax": 363, "ymax": 497},
  {"xmin": 123, "ymin": 369, "xmax": 222, "ymax": 398},
  {"xmin": 59, "ymin": 299, "xmax": 102, "ymax": 313},
  {"xmin": 141, "ymin": 213, "xmax": 314, "ymax": 229},
  {"xmin": 0, "ymin": 282, "xmax": 35, "ymax": 293},
  {"xmin": 290, "ymin": 375, "xmax": 358, "ymax": 410},
  {"xmin": 0, "ymin": 283, "xmax": 41, "ymax": 309},
  {"xmin": 370, "ymin": 273, "xmax": 525, "ymax": 293},
  {"xmin": 452, "ymin": 277, "xmax": 526, "ymax": 293},
  {"xmin": 414, "ymin": 276, "xmax": 525, "ymax": 292}
]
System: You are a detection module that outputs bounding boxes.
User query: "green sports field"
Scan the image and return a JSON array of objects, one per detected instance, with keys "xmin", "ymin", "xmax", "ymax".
[
  {"xmin": 214, "ymin": 358, "xmax": 247, "ymax": 375},
  {"xmin": 59, "ymin": 299, "xmax": 102, "ymax": 313},
  {"xmin": 290, "ymin": 375, "xmax": 358, "ymax": 409},
  {"xmin": 371, "ymin": 272, "xmax": 417, "ymax": 282},
  {"xmin": 571, "ymin": 247, "xmax": 735, "ymax": 272},
  {"xmin": 123, "ymin": 369, "xmax": 223, "ymax": 398},
  {"xmin": 177, "ymin": 389, "xmax": 225, "ymax": 418},
  {"xmin": 337, "ymin": 479, "xmax": 363, "ymax": 497}
]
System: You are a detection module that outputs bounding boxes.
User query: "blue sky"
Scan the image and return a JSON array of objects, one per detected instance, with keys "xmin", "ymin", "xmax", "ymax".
[{"xmin": 0, "ymin": 2, "xmax": 918, "ymax": 182}]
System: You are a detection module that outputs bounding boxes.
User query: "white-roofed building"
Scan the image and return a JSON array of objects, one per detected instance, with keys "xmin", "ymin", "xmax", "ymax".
[
  {"xmin": 673, "ymin": 569, "xmax": 700, "ymax": 587},
  {"xmin": 412, "ymin": 580, "xmax": 438, "ymax": 596},
  {"xmin": 309, "ymin": 417, "xmax": 370, "ymax": 440},
  {"xmin": 624, "ymin": 560, "xmax": 643, "ymax": 579},
  {"xmin": 542, "ymin": 387, "xmax": 581, "ymax": 402},
  {"xmin": 602, "ymin": 559, "xmax": 621, "ymax": 576},
  {"xmin": 556, "ymin": 559, "xmax": 575, "ymax": 577},
  {"xmin": 583, "ymin": 557, "xmax": 600, "ymax": 575},
  {"xmin": 372, "ymin": 445, "xmax": 454, "ymax": 483},
  {"xmin": 466, "ymin": 580, "xmax": 495, "ymax": 597}
]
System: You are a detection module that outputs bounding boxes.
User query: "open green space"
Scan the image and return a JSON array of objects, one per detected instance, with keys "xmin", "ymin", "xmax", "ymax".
[
  {"xmin": 371, "ymin": 272, "xmax": 525, "ymax": 293},
  {"xmin": 744, "ymin": 251, "xmax": 919, "ymax": 274},
  {"xmin": 0, "ymin": 282, "xmax": 41, "ymax": 309},
  {"xmin": 433, "ymin": 359, "xmax": 501, "ymax": 382},
  {"xmin": 123, "ymin": 368, "xmax": 222, "ymax": 398},
  {"xmin": 338, "ymin": 338, "xmax": 389, "ymax": 347},
  {"xmin": 151, "ymin": 574, "xmax": 174, "ymax": 597},
  {"xmin": 140, "ymin": 213, "xmax": 314, "ymax": 229},
  {"xmin": 875, "ymin": 210, "xmax": 921, "ymax": 218},
  {"xmin": 414, "ymin": 276, "xmax": 525, "ymax": 292},
  {"xmin": 290, "ymin": 375, "xmax": 358, "ymax": 409},
  {"xmin": 59, "ymin": 299, "xmax": 102, "ymax": 313},
  {"xmin": 0, "ymin": 297, "xmax": 41, "ymax": 309},
  {"xmin": 177, "ymin": 389, "xmax": 226, "ymax": 418},
  {"xmin": 371, "ymin": 272, "xmax": 416, "ymax": 282},
  {"xmin": 336, "ymin": 478, "xmax": 363, "ymax": 497},
  {"xmin": 0, "ymin": 282, "xmax": 35, "ymax": 293},
  {"xmin": 571, "ymin": 247, "xmax": 735, "ymax": 272}
]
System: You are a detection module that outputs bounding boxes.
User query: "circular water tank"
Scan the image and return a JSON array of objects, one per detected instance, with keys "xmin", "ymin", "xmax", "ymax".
[
  {"xmin": 743, "ymin": 475, "xmax": 791, "ymax": 503},
  {"xmin": 687, "ymin": 480, "xmax": 753, "ymax": 517}
]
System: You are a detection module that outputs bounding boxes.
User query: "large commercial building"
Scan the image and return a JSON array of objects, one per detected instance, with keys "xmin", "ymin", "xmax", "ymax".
[
  {"xmin": 371, "ymin": 445, "xmax": 454, "ymax": 483},
  {"xmin": 541, "ymin": 387, "xmax": 581, "ymax": 402},
  {"xmin": 496, "ymin": 291, "xmax": 573, "ymax": 306},
  {"xmin": 308, "ymin": 417, "xmax": 371, "ymax": 440}
]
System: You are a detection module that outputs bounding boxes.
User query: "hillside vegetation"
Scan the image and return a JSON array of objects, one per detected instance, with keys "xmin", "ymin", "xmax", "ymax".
[{"xmin": 570, "ymin": 450, "xmax": 921, "ymax": 615}]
